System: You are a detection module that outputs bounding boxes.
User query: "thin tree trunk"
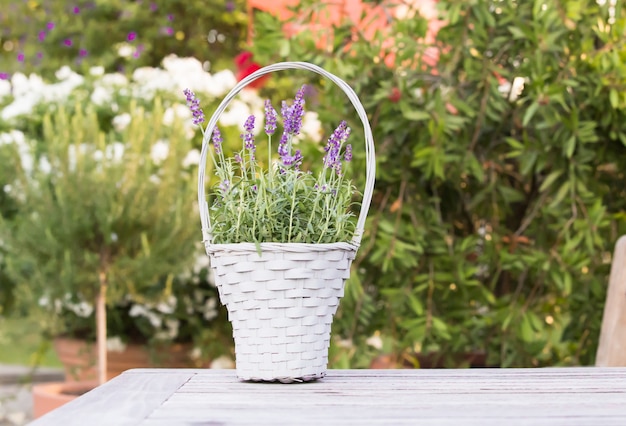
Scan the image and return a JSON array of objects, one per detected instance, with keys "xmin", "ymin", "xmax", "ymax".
[{"xmin": 97, "ymin": 271, "xmax": 108, "ymax": 385}]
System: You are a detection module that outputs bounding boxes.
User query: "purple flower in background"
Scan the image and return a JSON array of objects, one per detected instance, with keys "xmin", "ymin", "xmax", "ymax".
[
  {"xmin": 282, "ymin": 85, "xmax": 306, "ymax": 136},
  {"xmin": 46, "ymin": 22, "xmax": 55, "ymax": 30},
  {"xmin": 234, "ymin": 153, "xmax": 242, "ymax": 163},
  {"xmin": 63, "ymin": 39, "xmax": 72, "ymax": 46},
  {"xmin": 79, "ymin": 49, "xmax": 88, "ymax": 57},
  {"xmin": 344, "ymin": 144, "xmax": 353, "ymax": 162},
  {"xmin": 17, "ymin": 53, "xmax": 24, "ymax": 62},
  {"xmin": 167, "ymin": 14, "xmax": 174, "ymax": 21},
  {"xmin": 212, "ymin": 127, "xmax": 223, "ymax": 155},
  {"xmin": 36, "ymin": 52, "xmax": 43, "ymax": 59},
  {"xmin": 150, "ymin": 2, "xmax": 158, "ymax": 11},
  {"xmin": 0, "ymin": 73, "xmax": 9, "ymax": 80},
  {"xmin": 242, "ymin": 115, "xmax": 256, "ymax": 151},
  {"xmin": 225, "ymin": 1, "xmax": 235, "ymax": 12},
  {"xmin": 183, "ymin": 88, "xmax": 205, "ymax": 125},
  {"xmin": 264, "ymin": 100, "xmax": 277, "ymax": 135},
  {"xmin": 38, "ymin": 31, "xmax": 46, "ymax": 41},
  {"xmin": 127, "ymin": 32, "xmax": 137, "ymax": 41},
  {"xmin": 72, "ymin": 6, "xmax": 80, "ymax": 14}
]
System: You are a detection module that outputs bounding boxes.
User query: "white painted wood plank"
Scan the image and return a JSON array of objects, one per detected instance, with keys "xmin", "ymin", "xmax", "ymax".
[{"xmin": 28, "ymin": 371, "xmax": 194, "ymax": 426}]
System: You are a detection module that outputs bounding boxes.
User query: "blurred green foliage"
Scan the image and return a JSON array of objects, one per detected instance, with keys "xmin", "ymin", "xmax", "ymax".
[
  {"xmin": 0, "ymin": 0, "xmax": 247, "ymax": 79},
  {"xmin": 251, "ymin": 0, "xmax": 626, "ymax": 367}
]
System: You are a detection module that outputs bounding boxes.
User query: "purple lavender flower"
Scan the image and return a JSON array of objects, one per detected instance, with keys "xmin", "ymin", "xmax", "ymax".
[
  {"xmin": 211, "ymin": 127, "xmax": 223, "ymax": 154},
  {"xmin": 344, "ymin": 144, "xmax": 353, "ymax": 162},
  {"xmin": 219, "ymin": 179, "xmax": 230, "ymax": 194},
  {"xmin": 324, "ymin": 121, "xmax": 347, "ymax": 168},
  {"xmin": 183, "ymin": 88, "xmax": 205, "ymax": 125},
  {"xmin": 282, "ymin": 85, "xmax": 306, "ymax": 136},
  {"xmin": 234, "ymin": 153, "xmax": 242, "ymax": 163},
  {"xmin": 242, "ymin": 115, "xmax": 256, "ymax": 151},
  {"xmin": 278, "ymin": 133, "xmax": 289, "ymax": 157},
  {"xmin": 264, "ymin": 100, "xmax": 277, "ymax": 135}
]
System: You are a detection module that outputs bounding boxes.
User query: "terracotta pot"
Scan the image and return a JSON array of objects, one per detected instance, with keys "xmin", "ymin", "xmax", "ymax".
[
  {"xmin": 32, "ymin": 380, "xmax": 98, "ymax": 418},
  {"xmin": 53, "ymin": 337, "xmax": 195, "ymax": 382}
]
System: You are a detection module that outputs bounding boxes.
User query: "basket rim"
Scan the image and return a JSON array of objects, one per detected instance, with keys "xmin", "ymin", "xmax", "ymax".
[
  {"xmin": 205, "ymin": 241, "xmax": 359, "ymax": 254},
  {"xmin": 197, "ymin": 61, "xmax": 375, "ymax": 251}
]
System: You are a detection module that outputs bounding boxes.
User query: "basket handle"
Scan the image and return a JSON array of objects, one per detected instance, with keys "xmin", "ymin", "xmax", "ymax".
[{"xmin": 198, "ymin": 61, "xmax": 375, "ymax": 247}]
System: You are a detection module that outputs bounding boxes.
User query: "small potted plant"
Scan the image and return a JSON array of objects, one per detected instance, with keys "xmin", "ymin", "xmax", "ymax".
[{"xmin": 0, "ymin": 100, "xmax": 228, "ymax": 415}]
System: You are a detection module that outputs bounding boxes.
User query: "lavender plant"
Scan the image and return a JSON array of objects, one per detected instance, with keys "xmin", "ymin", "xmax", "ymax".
[{"xmin": 185, "ymin": 85, "xmax": 357, "ymax": 244}]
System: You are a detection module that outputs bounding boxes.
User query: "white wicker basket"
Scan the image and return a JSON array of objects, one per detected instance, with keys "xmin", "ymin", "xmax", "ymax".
[{"xmin": 198, "ymin": 62, "xmax": 375, "ymax": 382}]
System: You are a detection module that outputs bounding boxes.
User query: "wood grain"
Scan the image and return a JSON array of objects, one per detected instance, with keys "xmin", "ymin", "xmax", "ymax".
[
  {"xmin": 28, "ymin": 368, "xmax": 626, "ymax": 425},
  {"xmin": 597, "ymin": 235, "xmax": 626, "ymax": 366}
]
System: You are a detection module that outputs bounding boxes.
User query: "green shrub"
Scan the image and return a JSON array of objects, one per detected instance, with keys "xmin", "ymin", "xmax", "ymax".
[{"xmin": 251, "ymin": 0, "xmax": 626, "ymax": 367}]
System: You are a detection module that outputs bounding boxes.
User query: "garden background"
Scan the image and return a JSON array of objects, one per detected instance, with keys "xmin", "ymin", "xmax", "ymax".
[{"xmin": 0, "ymin": 0, "xmax": 625, "ymax": 395}]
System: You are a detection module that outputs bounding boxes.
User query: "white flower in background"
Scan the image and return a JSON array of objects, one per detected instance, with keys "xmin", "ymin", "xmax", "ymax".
[
  {"xmin": 43, "ymin": 73, "xmax": 85, "ymax": 103},
  {"xmin": 210, "ymin": 355, "xmax": 235, "ymax": 369},
  {"xmin": 156, "ymin": 295, "xmax": 177, "ymax": 314},
  {"xmin": 151, "ymin": 140, "xmax": 169, "ymax": 164},
  {"xmin": 182, "ymin": 149, "xmax": 200, "ymax": 168},
  {"xmin": 163, "ymin": 103, "xmax": 192, "ymax": 126},
  {"xmin": 63, "ymin": 295, "xmax": 94, "ymax": 318},
  {"xmin": 3, "ymin": 184, "xmax": 11, "ymax": 193},
  {"xmin": 99, "ymin": 73, "xmax": 128, "ymax": 87},
  {"xmin": 91, "ymin": 86, "xmax": 112, "ymax": 106},
  {"xmin": 219, "ymin": 100, "xmax": 253, "ymax": 128},
  {"xmin": 203, "ymin": 298, "xmax": 218, "ymax": 321},
  {"xmin": 149, "ymin": 174, "xmax": 161, "ymax": 184},
  {"xmin": 189, "ymin": 347, "xmax": 202, "ymax": 361},
  {"xmin": 132, "ymin": 67, "xmax": 175, "ymax": 98},
  {"xmin": 106, "ymin": 336, "xmax": 127, "ymax": 353},
  {"xmin": 498, "ymin": 76, "xmax": 526, "ymax": 102},
  {"xmin": 117, "ymin": 43, "xmax": 134, "ymax": 58},
  {"xmin": 208, "ymin": 70, "xmax": 237, "ymax": 97},
  {"xmin": 112, "ymin": 113, "xmax": 131, "ymax": 131},
  {"xmin": 55, "ymin": 66, "xmax": 73, "ymax": 81},
  {"xmin": 0, "ymin": 130, "xmax": 33, "ymax": 174},
  {"xmin": 301, "ymin": 112, "xmax": 323, "ymax": 142},
  {"xmin": 10, "ymin": 72, "xmax": 45, "ymax": 97},
  {"xmin": 89, "ymin": 66, "xmax": 105, "ymax": 76},
  {"xmin": 129, "ymin": 304, "xmax": 163, "ymax": 328},
  {"xmin": 105, "ymin": 142, "xmax": 125, "ymax": 162},
  {"xmin": 366, "ymin": 332, "xmax": 384, "ymax": 350},
  {"xmin": 0, "ymin": 79, "xmax": 10, "ymax": 99},
  {"xmin": 38, "ymin": 156, "xmax": 51, "ymax": 174},
  {"xmin": 162, "ymin": 55, "xmax": 205, "ymax": 77},
  {"xmin": 1, "ymin": 73, "xmax": 44, "ymax": 119}
]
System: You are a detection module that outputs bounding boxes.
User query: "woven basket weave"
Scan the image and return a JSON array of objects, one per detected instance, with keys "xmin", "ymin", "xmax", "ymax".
[{"xmin": 198, "ymin": 62, "xmax": 375, "ymax": 382}]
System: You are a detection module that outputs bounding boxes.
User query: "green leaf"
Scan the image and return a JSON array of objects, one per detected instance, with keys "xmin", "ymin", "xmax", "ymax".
[
  {"xmin": 610, "ymin": 89, "xmax": 619, "ymax": 109},
  {"xmin": 539, "ymin": 170, "xmax": 563, "ymax": 193},
  {"xmin": 522, "ymin": 101, "xmax": 539, "ymax": 127}
]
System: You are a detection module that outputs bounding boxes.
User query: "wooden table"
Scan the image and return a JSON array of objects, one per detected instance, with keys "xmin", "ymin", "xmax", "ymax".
[{"xmin": 30, "ymin": 368, "xmax": 626, "ymax": 425}]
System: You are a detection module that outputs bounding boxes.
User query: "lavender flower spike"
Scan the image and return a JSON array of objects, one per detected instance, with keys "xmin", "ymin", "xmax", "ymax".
[
  {"xmin": 211, "ymin": 127, "xmax": 223, "ymax": 154},
  {"xmin": 264, "ymin": 99, "xmax": 277, "ymax": 135},
  {"xmin": 242, "ymin": 115, "xmax": 256, "ymax": 151},
  {"xmin": 282, "ymin": 85, "xmax": 306, "ymax": 136},
  {"xmin": 324, "ymin": 120, "xmax": 348, "ymax": 169},
  {"xmin": 344, "ymin": 143, "xmax": 353, "ymax": 162},
  {"xmin": 183, "ymin": 88, "xmax": 205, "ymax": 125}
]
